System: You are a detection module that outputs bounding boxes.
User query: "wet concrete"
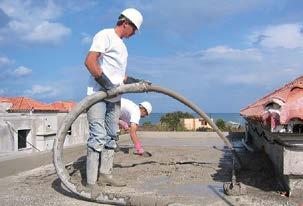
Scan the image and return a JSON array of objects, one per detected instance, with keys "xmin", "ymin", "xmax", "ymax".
[
  {"xmin": 0, "ymin": 132, "xmax": 302, "ymax": 205},
  {"xmin": 0, "ymin": 144, "xmax": 86, "ymax": 178}
]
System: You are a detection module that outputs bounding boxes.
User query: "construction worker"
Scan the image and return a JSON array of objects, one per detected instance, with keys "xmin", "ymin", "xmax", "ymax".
[
  {"xmin": 119, "ymin": 98, "xmax": 152, "ymax": 156},
  {"xmin": 84, "ymin": 8, "xmax": 146, "ymax": 188}
]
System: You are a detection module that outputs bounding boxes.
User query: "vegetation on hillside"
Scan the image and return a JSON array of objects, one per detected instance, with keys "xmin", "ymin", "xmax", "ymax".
[
  {"xmin": 140, "ymin": 114, "xmax": 242, "ymax": 132},
  {"xmin": 215, "ymin": 119, "xmax": 226, "ymax": 131},
  {"xmin": 159, "ymin": 111, "xmax": 194, "ymax": 131}
]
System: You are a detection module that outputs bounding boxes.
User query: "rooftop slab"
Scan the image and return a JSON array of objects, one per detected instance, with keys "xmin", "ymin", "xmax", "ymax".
[{"xmin": 0, "ymin": 132, "xmax": 302, "ymax": 205}]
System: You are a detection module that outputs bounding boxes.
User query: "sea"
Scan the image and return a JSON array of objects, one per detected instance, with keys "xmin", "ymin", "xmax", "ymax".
[{"xmin": 140, "ymin": 113, "xmax": 245, "ymax": 126}]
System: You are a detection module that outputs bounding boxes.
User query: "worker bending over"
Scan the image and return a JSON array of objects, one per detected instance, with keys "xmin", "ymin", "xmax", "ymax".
[{"xmin": 119, "ymin": 98, "xmax": 152, "ymax": 156}]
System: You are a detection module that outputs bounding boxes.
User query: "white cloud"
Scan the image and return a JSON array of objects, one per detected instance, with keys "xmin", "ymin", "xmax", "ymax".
[
  {"xmin": 23, "ymin": 21, "xmax": 71, "ymax": 43},
  {"xmin": 0, "ymin": 0, "xmax": 62, "ymax": 20},
  {"xmin": 0, "ymin": 88, "xmax": 6, "ymax": 95},
  {"xmin": 126, "ymin": 44, "xmax": 303, "ymax": 112},
  {"xmin": 129, "ymin": 44, "xmax": 303, "ymax": 87},
  {"xmin": 13, "ymin": 66, "xmax": 32, "ymax": 77},
  {"xmin": 0, "ymin": 0, "xmax": 71, "ymax": 44},
  {"xmin": 0, "ymin": 55, "xmax": 13, "ymax": 67},
  {"xmin": 250, "ymin": 23, "xmax": 303, "ymax": 49},
  {"xmin": 62, "ymin": 0, "xmax": 98, "ymax": 12},
  {"xmin": 24, "ymin": 85, "xmax": 58, "ymax": 98},
  {"xmin": 198, "ymin": 46, "xmax": 262, "ymax": 62},
  {"xmin": 224, "ymin": 73, "xmax": 264, "ymax": 85},
  {"xmin": 125, "ymin": 0, "xmax": 278, "ymax": 35},
  {"xmin": 282, "ymin": 67, "xmax": 297, "ymax": 73},
  {"xmin": 81, "ymin": 33, "xmax": 92, "ymax": 44}
]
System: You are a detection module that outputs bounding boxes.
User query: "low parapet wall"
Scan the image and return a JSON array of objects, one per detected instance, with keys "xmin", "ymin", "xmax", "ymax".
[{"xmin": 246, "ymin": 119, "xmax": 303, "ymax": 196}]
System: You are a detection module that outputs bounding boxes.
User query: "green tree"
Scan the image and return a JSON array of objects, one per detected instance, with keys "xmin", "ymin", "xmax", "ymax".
[
  {"xmin": 142, "ymin": 121, "xmax": 152, "ymax": 126},
  {"xmin": 160, "ymin": 111, "xmax": 194, "ymax": 131},
  {"xmin": 215, "ymin": 119, "xmax": 226, "ymax": 131}
]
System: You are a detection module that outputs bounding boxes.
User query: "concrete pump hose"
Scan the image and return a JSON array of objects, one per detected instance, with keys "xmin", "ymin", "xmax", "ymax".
[
  {"xmin": 53, "ymin": 82, "xmax": 240, "ymax": 205},
  {"xmin": 148, "ymin": 85, "xmax": 242, "ymax": 167}
]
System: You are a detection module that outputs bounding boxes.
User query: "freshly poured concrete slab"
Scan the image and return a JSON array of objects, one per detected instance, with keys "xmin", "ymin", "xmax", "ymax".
[{"xmin": 0, "ymin": 132, "xmax": 302, "ymax": 205}]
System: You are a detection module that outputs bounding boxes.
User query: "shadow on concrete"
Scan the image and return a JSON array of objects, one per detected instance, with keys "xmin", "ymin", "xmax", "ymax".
[
  {"xmin": 66, "ymin": 156, "xmax": 87, "ymax": 186},
  {"xmin": 211, "ymin": 133, "xmax": 282, "ymax": 192},
  {"xmin": 53, "ymin": 150, "xmax": 159, "ymax": 188},
  {"xmin": 51, "ymin": 178, "xmax": 89, "ymax": 202},
  {"xmin": 118, "ymin": 145, "xmax": 132, "ymax": 154},
  {"xmin": 51, "ymin": 152, "xmax": 163, "ymax": 203},
  {"xmin": 52, "ymin": 156, "xmax": 89, "ymax": 201}
]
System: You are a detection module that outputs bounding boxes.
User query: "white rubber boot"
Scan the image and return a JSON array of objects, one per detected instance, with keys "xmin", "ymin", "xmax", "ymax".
[
  {"xmin": 98, "ymin": 149, "xmax": 126, "ymax": 187},
  {"xmin": 86, "ymin": 149, "xmax": 100, "ymax": 187}
]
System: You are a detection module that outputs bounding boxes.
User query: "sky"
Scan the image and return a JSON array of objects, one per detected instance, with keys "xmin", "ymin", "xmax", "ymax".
[{"xmin": 0, "ymin": 0, "xmax": 303, "ymax": 113}]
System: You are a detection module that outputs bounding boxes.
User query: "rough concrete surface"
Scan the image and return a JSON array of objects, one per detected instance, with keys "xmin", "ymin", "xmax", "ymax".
[{"xmin": 0, "ymin": 132, "xmax": 302, "ymax": 205}]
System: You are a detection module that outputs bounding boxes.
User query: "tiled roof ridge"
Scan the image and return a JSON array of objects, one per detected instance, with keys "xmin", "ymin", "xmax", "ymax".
[
  {"xmin": 240, "ymin": 75, "xmax": 303, "ymax": 125},
  {"xmin": 0, "ymin": 97, "xmax": 10, "ymax": 102},
  {"xmin": 0, "ymin": 96, "xmax": 76, "ymax": 112},
  {"xmin": 21, "ymin": 97, "xmax": 33, "ymax": 110},
  {"xmin": 256, "ymin": 76, "xmax": 302, "ymax": 102},
  {"xmin": 240, "ymin": 76, "xmax": 303, "ymax": 112}
]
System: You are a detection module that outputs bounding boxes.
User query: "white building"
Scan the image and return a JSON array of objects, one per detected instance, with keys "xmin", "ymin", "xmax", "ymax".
[
  {"xmin": 180, "ymin": 118, "xmax": 212, "ymax": 131},
  {"xmin": 0, "ymin": 97, "xmax": 88, "ymax": 153}
]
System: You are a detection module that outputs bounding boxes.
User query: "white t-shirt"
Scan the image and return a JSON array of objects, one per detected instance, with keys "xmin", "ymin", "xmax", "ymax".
[
  {"xmin": 120, "ymin": 98, "xmax": 141, "ymax": 125},
  {"xmin": 87, "ymin": 28, "xmax": 128, "ymax": 102}
]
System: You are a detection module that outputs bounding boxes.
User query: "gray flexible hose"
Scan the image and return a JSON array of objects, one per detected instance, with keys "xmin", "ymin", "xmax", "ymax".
[{"xmin": 53, "ymin": 82, "xmax": 240, "ymax": 205}]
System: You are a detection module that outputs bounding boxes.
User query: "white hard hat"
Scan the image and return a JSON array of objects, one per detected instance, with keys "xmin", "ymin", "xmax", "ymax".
[
  {"xmin": 121, "ymin": 8, "xmax": 143, "ymax": 30},
  {"xmin": 139, "ymin": 101, "xmax": 152, "ymax": 115}
]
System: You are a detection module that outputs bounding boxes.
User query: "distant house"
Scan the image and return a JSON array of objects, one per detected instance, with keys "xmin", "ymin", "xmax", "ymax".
[
  {"xmin": 240, "ymin": 76, "xmax": 303, "ymax": 196},
  {"xmin": 0, "ymin": 97, "xmax": 88, "ymax": 153},
  {"xmin": 180, "ymin": 118, "xmax": 212, "ymax": 131}
]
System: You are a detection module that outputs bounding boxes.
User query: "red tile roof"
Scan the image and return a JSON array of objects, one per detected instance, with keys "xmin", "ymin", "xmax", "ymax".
[
  {"xmin": 0, "ymin": 96, "xmax": 76, "ymax": 113},
  {"xmin": 50, "ymin": 101, "xmax": 77, "ymax": 112},
  {"xmin": 280, "ymin": 88, "xmax": 303, "ymax": 124},
  {"xmin": 240, "ymin": 76, "xmax": 303, "ymax": 124},
  {"xmin": 0, "ymin": 97, "xmax": 10, "ymax": 103}
]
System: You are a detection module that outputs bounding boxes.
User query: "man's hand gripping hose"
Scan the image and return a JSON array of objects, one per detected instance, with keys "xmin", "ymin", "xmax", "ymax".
[
  {"xmin": 95, "ymin": 73, "xmax": 115, "ymax": 90},
  {"xmin": 124, "ymin": 76, "xmax": 152, "ymax": 85}
]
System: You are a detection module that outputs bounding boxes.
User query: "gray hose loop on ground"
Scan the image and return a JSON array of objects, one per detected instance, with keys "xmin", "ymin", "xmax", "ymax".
[{"xmin": 53, "ymin": 82, "xmax": 239, "ymax": 205}]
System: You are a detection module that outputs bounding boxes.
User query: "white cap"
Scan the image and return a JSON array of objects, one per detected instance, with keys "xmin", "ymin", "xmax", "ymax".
[
  {"xmin": 121, "ymin": 8, "xmax": 143, "ymax": 30},
  {"xmin": 139, "ymin": 101, "xmax": 152, "ymax": 115}
]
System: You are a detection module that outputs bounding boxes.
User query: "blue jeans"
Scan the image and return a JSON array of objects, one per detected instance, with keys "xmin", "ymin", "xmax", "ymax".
[{"xmin": 87, "ymin": 100, "xmax": 120, "ymax": 152}]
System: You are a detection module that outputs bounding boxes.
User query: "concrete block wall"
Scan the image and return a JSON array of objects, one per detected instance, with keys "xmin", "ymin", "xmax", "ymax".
[
  {"xmin": 0, "ymin": 115, "xmax": 35, "ymax": 152},
  {"xmin": 246, "ymin": 120, "xmax": 303, "ymax": 196},
  {"xmin": 0, "ymin": 112, "xmax": 89, "ymax": 153},
  {"xmin": 0, "ymin": 121, "xmax": 14, "ymax": 152},
  {"xmin": 58, "ymin": 113, "xmax": 88, "ymax": 147}
]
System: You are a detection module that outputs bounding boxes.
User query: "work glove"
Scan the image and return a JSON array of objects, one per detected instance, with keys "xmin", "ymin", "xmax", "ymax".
[
  {"xmin": 134, "ymin": 141, "xmax": 144, "ymax": 155},
  {"xmin": 134, "ymin": 142, "xmax": 152, "ymax": 157},
  {"xmin": 95, "ymin": 74, "xmax": 115, "ymax": 90},
  {"xmin": 124, "ymin": 76, "xmax": 151, "ymax": 85}
]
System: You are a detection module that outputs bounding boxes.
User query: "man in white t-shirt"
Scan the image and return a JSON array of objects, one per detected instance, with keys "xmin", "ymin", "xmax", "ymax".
[
  {"xmin": 84, "ymin": 8, "xmax": 148, "ymax": 188},
  {"xmin": 119, "ymin": 98, "xmax": 152, "ymax": 156}
]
